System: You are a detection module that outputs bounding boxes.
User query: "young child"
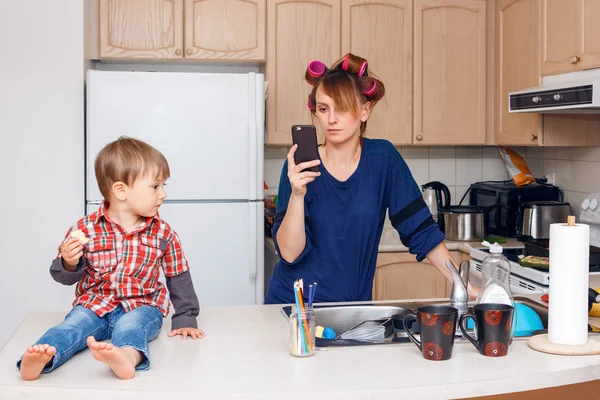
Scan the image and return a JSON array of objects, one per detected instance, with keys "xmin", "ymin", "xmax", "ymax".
[{"xmin": 18, "ymin": 137, "xmax": 205, "ymax": 380}]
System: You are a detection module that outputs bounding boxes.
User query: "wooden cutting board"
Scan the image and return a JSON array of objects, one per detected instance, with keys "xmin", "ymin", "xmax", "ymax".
[{"xmin": 528, "ymin": 334, "xmax": 600, "ymax": 355}]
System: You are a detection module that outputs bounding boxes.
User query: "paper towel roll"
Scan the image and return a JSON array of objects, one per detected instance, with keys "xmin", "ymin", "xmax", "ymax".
[{"xmin": 548, "ymin": 221, "xmax": 590, "ymax": 345}]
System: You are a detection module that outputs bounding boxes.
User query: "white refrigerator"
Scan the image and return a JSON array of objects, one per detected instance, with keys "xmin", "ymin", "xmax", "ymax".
[{"xmin": 85, "ymin": 70, "xmax": 265, "ymax": 306}]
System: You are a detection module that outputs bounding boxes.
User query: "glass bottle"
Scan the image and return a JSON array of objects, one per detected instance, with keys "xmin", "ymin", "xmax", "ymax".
[{"xmin": 289, "ymin": 306, "xmax": 316, "ymax": 357}]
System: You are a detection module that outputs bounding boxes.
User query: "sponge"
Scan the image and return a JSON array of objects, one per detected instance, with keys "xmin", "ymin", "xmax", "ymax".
[
  {"xmin": 315, "ymin": 326, "xmax": 325, "ymax": 338},
  {"xmin": 322, "ymin": 326, "xmax": 336, "ymax": 339}
]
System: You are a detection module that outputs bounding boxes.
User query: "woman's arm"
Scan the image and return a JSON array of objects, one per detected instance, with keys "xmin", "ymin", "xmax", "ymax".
[
  {"xmin": 274, "ymin": 145, "xmax": 320, "ymax": 263},
  {"xmin": 425, "ymin": 242, "xmax": 479, "ymax": 299},
  {"xmin": 275, "ymin": 193, "xmax": 308, "ymax": 263}
]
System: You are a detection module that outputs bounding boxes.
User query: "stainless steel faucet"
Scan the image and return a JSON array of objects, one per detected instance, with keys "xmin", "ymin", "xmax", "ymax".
[{"xmin": 445, "ymin": 259, "xmax": 470, "ymax": 320}]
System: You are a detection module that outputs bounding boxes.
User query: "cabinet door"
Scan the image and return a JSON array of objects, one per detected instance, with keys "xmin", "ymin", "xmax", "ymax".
[
  {"xmin": 540, "ymin": 0, "xmax": 582, "ymax": 76},
  {"xmin": 581, "ymin": 0, "xmax": 600, "ymax": 70},
  {"xmin": 266, "ymin": 0, "xmax": 341, "ymax": 145},
  {"xmin": 413, "ymin": 0, "xmax": 486, "ymax": 145},
  {"xmin": 341, "ymin": 0, "xmax": 412, "ymax": 145},
  {"xmin": 496, "ymin": 0, "xmax": 541, "ymax": 145},
  {"xmin": 184, "ymin": 0, "xmax": 265, "ymax": 60},
  {"xmin": 372, "ymin": 251, "xmax": 462, "ymax": 301},
  {"xmin": 100, "ymin": 0, "xmax": 184, "ymax": 59}
]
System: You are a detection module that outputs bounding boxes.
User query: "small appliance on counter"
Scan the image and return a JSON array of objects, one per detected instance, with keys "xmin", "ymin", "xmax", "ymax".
[
  {"xmin": 516, "ymin": 201, "xmax": 572, "ymax": 240},
  {"xmin": 421, "ymin": 181, "xmax": 488, "ymax": 241},
  {"xmin": 468, "ymin": 180, "xmax": 563, "ymax": 238}
]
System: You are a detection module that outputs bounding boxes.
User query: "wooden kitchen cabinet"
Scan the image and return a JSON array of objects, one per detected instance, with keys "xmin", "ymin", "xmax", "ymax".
[
  {"xmin": 100, "ymin": 0, "xmax": 184, "ymax": 59},
  {"xmin": 98, "ymin": 0, "xmax": 265, "ymax": 60},
  {"xmin": 183, "ymin": 0, "xmax": 265, "ymax": 60},
  {"xmin": 413, "ymin": 0, "xmax": 487, "ymax": 145},
  {"xmin": 372, "ymin": 251, "xmax": 462, "ymax": 301},
  {"xmin": 541, "ymin": 0, "xmax": 600, "ymax": 76},
  {"xmin": 341, "ymin": 0, "xmax": 413, "ymax": 145},
  {"xmin": 495, "ymin": 0, "xmax": 542, "ymax": 146},
  {"xmin": 265, "ymin": 0, "xmax": 341, "ymax": 145}
]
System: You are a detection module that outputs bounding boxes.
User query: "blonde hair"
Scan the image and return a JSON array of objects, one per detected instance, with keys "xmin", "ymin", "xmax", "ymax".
[{"xmin": 94, "ymin": 136, "xmax": 170, "ymax": 200}]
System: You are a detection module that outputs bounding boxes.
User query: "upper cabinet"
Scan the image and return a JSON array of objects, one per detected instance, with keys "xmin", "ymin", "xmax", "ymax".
[
  {"xmin": 496, "ymin": 0, "xmax": 542, "ymax": 145},
  {"xmin": 184, "ymin": 0, "xmax": 265, "ymax": 60},
  {"xmin": 266, "ymin": 0, "xmax": 487, "ymax": 146},
  {"xmin": 100, "ymin": 0, "xmax": 184, "ymax": 59},
  {"xmin": 541, "ymin": 0, "xmax": 600, "ymax": 76},
  {"xmin": 265, "ymin": 0, "xmax": 341, "ymax": 145},
  {"xmin": 342, "ymin": 0, "xmax": 413, "ymax": 145},
  {"xmin": 99, "ymin": 0, "xmax": 265, "ymax": 60},
  {"xmin": 413, "ymin": 0, "xmax": 487, "ymax": 145}
]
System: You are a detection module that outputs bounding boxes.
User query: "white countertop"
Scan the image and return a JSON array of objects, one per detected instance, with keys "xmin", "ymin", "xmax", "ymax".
[{"xmin": 2, "ymin": 295, "xmax": 600, "ymax": 399}]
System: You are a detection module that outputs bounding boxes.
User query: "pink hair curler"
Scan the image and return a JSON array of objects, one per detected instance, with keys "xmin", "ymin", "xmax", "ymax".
[
  {"xmin": 358, "ymin": 61, "xmax": 368, "ymax": 77},
  {"xmin": 307, "ymin": 60, "xmax": 326, "ymax": 78},
  {"xmin": 363, "ymin": 80, "xmax": 377, "ymax": 97},
  {"xmin": 307, "ymin": 95, "xmax": 316, "ymax": 111},
  {"xmin": 341, "ymin": 54, "xmax": 350, "ymax": 72}
]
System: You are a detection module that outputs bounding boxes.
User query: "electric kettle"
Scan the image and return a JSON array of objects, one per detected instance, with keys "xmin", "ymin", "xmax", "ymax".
[{"xmin": 421, "ymin": 181, "xmax": 451, "ymax": 226}]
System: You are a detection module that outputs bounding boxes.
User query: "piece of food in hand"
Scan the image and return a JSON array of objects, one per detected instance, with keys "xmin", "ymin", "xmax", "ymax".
[
  {"xmin": 70, "ymin": 229, "xmax": 90, "ymax": 245},
  {"xmin": 518, "ymin": 255, "xmax": 549, "ymax": 270}
]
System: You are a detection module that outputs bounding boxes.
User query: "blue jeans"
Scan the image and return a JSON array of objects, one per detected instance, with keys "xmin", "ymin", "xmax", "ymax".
[{"xmin": 17, "ymin": 305, "xmax": 163, "ymax": 374}]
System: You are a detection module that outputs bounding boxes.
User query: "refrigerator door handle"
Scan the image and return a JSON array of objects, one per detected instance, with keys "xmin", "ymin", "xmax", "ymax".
[
  {"xmin": 251, "ymin": 202, "xmax": 265, "ymax": 304},
  {"xmin": 247, "ymin": 73, "xmax": 264, "ymax": 201},
  {"xmin": 249, "ymin": 201, "xmax": 257, "ymax": 283},
  {"xmin": 248, "ymin": 73, "xmax": 257, "ymax": 200}
]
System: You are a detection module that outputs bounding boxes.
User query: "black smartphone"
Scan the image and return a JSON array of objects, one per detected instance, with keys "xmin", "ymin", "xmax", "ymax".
[{"xmin": 291, "ymin": 125, "xmax": 320, "ymax": 173}]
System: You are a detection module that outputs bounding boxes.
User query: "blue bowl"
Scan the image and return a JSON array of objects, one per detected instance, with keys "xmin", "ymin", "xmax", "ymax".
[
  {"xmin": 514, "ymin": 302, "xmax": 544, "ymax": 337},
  {"xmin": 466, "ymin": 303, "xmax": 544, "ymax": 337}
]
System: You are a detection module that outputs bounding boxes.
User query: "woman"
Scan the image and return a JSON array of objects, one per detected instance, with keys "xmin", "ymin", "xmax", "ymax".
[{"xmin": 264, "ymin": 53, "xmax": 476, "ymax": 304}]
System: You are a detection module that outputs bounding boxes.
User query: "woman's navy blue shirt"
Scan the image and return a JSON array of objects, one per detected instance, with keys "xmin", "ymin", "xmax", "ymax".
[{"xmin": 264, "ymin": 138, "xmax": 445, "ymax": 304}]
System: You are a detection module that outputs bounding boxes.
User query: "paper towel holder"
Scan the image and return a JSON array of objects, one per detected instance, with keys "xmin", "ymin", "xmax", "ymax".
[{"xmin": 528, "ymin": 214, "xmax": 600, "ymax": 355}]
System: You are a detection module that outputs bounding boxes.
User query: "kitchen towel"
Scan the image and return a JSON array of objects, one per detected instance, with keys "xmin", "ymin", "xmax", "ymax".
[{"xmin": 548, "ymin": 219, "xmax": 590, "ymax": 345}]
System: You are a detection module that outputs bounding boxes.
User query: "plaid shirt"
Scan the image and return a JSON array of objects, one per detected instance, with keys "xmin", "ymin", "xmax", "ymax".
[{"xmin": 60, "ymin": 202, "xmax": 189, "ymax": 317}]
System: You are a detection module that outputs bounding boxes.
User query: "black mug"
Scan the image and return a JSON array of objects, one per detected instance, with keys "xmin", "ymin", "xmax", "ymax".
[
  {"xmin": 459, "ymin": 303, "xmax": 514, "ymax": 357},
  {"xmin": 403, "ymin": 305, "xmax": 458, "ymax": 361}
]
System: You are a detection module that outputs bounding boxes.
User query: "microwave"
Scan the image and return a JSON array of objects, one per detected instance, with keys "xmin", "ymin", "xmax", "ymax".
[{"xmin": 468, "ymin": 180, "xmax": 562, "ymax": 238}]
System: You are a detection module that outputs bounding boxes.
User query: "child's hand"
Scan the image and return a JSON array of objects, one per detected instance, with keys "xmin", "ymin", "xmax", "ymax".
[
  {"xmin": 59, "ymin": 237, "xmax": 83, "ymax": 269},
  {"xmin": 168, "ymin": 327, "xmax": 206, "ymax": 340}
]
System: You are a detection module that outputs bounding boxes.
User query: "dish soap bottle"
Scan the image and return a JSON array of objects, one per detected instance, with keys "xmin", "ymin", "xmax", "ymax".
[{"xmin": 476, "ymin": 242, "xmax": 517, "ymax": 339}]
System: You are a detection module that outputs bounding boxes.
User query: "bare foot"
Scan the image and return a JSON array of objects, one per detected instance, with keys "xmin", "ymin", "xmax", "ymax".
[
  {"xmin": 86, "ymin": 337, "xmax": 136, "ymax": 380},
  {"xmin": 20, "ymin": 344, "xmax": 56, "ymax": 380}
]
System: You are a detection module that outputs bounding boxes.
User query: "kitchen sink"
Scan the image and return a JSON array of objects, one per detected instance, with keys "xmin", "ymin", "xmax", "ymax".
[{"xmin": 280, "ymin": 296, "xmax": 548, "ymax": 348}]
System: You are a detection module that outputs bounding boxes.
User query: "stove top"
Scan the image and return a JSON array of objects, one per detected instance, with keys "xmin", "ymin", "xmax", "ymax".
[
  {"xmin": 470, "ymin": 245, "xmax": 600, "ymax": 287},
  {"xmin": 477, "ymin": 246, "xmax": 600, "ymax": 272}
]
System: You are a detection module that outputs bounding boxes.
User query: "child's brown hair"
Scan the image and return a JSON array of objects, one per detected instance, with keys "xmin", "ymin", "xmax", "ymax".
[{"xmin": 94, "ymin": 136, "xmax": 170, "ymax": 201}]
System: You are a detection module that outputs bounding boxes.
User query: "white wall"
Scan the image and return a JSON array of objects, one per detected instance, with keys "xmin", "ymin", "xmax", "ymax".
[{"xmin": 0, "ymin": 1, "xmax": 84, "ymax": 349}]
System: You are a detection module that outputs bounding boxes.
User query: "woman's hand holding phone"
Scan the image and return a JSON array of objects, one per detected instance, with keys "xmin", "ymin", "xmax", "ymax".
[{"xmin": 287, "ymin": 145, "xmax": 321, "ymax": 196}]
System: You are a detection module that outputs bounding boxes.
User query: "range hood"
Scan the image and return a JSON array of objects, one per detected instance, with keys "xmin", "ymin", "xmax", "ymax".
[{"xmin": 509, "ymin": 69, "xmax": 600, "ymax": 114}]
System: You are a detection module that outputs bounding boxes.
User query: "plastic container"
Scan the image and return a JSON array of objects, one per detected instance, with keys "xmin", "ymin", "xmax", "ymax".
[
  {"xmin": 476, "ymin": 242, "xmax": 517, "ymax": 339},
  {"xmin": 289, "ymin": 306, "xmax": 315, "ymax": 357}
]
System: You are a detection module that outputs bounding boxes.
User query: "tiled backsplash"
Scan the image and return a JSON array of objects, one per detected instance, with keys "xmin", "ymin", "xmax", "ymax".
[
  {"xmin": 264, "ymin": 145, "xmax": 600, "ymax": 219},
  {"xmin": 524, "ymin": 147, "xmax": 600, "ymax": 217}
]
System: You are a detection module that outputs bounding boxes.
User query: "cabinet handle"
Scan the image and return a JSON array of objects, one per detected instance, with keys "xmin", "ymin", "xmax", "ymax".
[
  {"xmin": 571, "ymin": 55, "xmax": 581, "ymax": 64},
  {"xmin": 186, "ymin": 49, "xmax": 192, "ymax": 56},
  {"xmin": 530, "ymin": 134, "xmax": 538, "ymax": 141},
  {"xmin": 175, "ymin": 49, "xmax": 182, "ymax": 56},
  {"xmin": 416, "ymin": 134, "xmax": 423, "ymax": 141}
]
